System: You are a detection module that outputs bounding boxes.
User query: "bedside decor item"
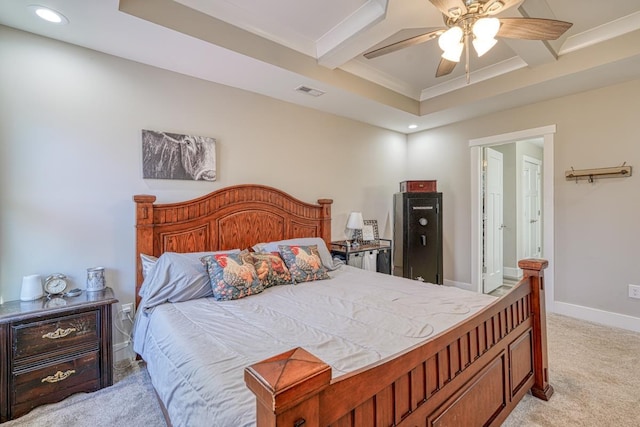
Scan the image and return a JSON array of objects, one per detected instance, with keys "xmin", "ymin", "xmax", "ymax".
[
  {"xmin": 86, "ymin": 267, "xmax": 106, "ymax": 292},
  {"xmin": 20, "ymin": 275, "xmax": 43, "ymax": 301},
  {"xmin": 345, "ymin": 212, "xmax": 364, "ymax": 245},
  {"xmin": 359, "ymin": 219, "xmax": 379, "ymax": 244},
  {"xmin": 142, "ymin": 129, "xmax": 217, "ymax": 181},
  {"xmin": 43, "ymin": 274, "xmax": 69, "ymax": 297}
]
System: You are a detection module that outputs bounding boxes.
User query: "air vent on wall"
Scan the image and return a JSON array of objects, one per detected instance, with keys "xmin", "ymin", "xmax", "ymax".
[{"xmin": 295, "ymin": 85, "xmax": 325, "ymax": 97}]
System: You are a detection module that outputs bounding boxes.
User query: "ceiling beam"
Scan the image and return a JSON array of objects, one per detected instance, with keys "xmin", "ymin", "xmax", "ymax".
[
  {"xmin": 316, "ymin": 0, "xmax": 388, "ymax": 68},
  {"xmin": 500, "ymin": 0, "xmax": 562, "ymax": 67}
]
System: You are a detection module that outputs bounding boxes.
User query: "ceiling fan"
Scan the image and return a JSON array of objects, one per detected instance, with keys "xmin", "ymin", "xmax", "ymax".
[{"xmin": 363, "ymin": 0, "xmax": 573, "ymax": 83}]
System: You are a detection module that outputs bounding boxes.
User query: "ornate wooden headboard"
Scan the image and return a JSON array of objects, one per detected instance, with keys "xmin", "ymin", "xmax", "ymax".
[{"xmin": 133, "ymin": 184, "xmax": 332, "ymax": 305}]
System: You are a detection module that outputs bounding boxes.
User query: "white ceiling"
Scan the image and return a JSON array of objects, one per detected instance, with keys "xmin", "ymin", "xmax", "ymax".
[{"xmin": 1, "ymin": 0, "xmax": 639, "ymax": 133}]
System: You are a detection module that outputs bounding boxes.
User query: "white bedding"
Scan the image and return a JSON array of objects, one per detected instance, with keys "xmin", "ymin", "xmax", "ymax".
[{"xmin": 134, "ymin": 265, "xmax": 495, "ymax": 427}]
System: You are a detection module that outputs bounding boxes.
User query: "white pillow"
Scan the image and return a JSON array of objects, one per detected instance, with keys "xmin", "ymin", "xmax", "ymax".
[
  {"xmin": 140, "ymin": 253, "xmax": 158, "ymax": 280},
  {"xmin": 253, "ymin": 237, "xmax": 338, "ymax": 270}
]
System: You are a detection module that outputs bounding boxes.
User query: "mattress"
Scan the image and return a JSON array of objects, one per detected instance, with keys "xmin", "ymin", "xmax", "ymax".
[{"xmin": 135, "ymin": 265, "xmax": 495, "ymax": 427}]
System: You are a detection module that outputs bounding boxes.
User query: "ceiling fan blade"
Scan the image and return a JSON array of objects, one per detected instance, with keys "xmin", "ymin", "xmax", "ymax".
[
  {"xmin": 364, "ymin": 28, "xmax": 446, "ymax": 59},
  {"xmin": 498, "ymin": 18, "xmax": 573, "ymax": 40},
  {"xmin": 483, "ymin": 0, "xmax": 524, "ymax": 15},
  {"xmin": 429, "ymin": 0, "xmax": 467, "ymax": 18},
  {"xmin": 436, "ymin": 58, "xmax": 457, "ymax": 77}
]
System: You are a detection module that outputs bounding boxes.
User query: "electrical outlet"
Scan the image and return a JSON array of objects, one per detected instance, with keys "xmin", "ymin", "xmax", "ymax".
[
  {"xmin": 121, "ymin": 303, "xmax": 134, "ymax": 320},
  {"xmin": 629, "ymin": 284, "xmax": 640, "ymax": 299}
]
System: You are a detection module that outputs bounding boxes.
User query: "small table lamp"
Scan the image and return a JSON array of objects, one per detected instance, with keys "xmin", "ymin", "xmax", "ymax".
[{"xmin": 346, "ymin": 212, "xmax": 364, "ymax": 246}]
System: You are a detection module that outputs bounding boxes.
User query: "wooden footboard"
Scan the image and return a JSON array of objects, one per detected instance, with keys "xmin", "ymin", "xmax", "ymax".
[{"xmin": 246, "ymin": 259, "xmax": 551, "ymax": 427}]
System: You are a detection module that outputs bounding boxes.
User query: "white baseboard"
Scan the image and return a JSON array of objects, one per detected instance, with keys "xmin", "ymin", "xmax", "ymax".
[
  {"xmin": 552, "ymin": 301, "xmax": 640, "ymax": 333},
  {"xmin": 503, "ymin": 267, "xmax": 521, "ymax": 280},
  {"xmin": 444, "ymin": 279, "xmax": 475, "ymax": 292}
]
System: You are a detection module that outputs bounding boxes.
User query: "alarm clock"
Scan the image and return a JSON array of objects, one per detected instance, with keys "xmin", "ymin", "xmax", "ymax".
[{"xmin": 44, "ymin": 274, "xmax": 69, "ymax": 297}]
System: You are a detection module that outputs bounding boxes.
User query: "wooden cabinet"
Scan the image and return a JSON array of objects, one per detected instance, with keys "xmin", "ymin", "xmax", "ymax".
[
  {"xmin": 330, "ymin": 240, "xmax": 392, "ymax": 274},
  {"xmin": 0, "ymin": 288, "xmax": 118, "ymax": 422}
]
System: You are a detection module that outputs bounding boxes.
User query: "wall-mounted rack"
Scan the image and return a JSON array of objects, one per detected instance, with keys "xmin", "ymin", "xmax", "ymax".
[{"xmin": 565, "ymin": 163, "xmax": 632, "ymax": 183}]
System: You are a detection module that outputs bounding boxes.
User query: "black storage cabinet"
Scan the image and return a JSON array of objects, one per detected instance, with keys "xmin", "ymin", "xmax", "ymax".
[{"xmin": 393, "ymin": 192, "xmax": 443, "ymax": 284}]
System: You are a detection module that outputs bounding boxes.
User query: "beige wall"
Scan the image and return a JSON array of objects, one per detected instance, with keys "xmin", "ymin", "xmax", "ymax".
[
  {"xmin": 0, "ymin": 27, "xmax": 407, "ymax": 348},
  {"xmin": 408, "ymin": 78, "xmax": 640, "ymax": 320}
]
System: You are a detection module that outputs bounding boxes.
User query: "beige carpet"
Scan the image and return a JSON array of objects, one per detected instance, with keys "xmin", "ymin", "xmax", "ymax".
[
  {"xmin": 503, "ymin": 313, "xmax": 640, "ymax": 426},
  {"xmin": 3, "ymin": 361, "xmax": 165, "ymax": 427},
  {"xmin": 5, "ymin": 313, "xmax": 640, "ymax": 426}
]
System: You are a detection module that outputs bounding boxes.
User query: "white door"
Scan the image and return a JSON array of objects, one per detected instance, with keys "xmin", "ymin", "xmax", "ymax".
[
  {"xmin": 483, "ymin": 147, "xmax": 504, "ymax": 294},
  {"xmin": 522, "ymin": 157, "xmax": 542, "ymax": 259}
]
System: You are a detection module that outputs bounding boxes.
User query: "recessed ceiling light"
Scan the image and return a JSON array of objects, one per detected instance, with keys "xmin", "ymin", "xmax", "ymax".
[
  {"xmin": 408, "ymin": 124, "xmax": 418, "ymax": 129},
  {"xmin": 29, "ymin": 5, "xmax": 69, "ymax": 24}
]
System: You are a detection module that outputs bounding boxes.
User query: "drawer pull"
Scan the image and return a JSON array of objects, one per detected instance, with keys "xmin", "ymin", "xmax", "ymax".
[
  {"xmin": 42, "ymin": 327, "xmax": 77, "ymax": 340},
  {"xmin": 41, "ymin": 369, "xmax": 76, "ymax": 383}
]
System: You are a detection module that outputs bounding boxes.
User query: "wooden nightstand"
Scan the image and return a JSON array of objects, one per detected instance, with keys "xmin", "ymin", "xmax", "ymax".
[
  {"xmin": 0, "ymin": 288, "xmax": 118, "ymax": 422},
  {"xmin": 330, "ymin": 239, "xmax": 392, "ymax": 274}
]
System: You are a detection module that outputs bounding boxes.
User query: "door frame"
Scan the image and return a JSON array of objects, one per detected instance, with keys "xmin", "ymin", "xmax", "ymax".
[{"xmin": 469, "ymin": 125, "xmax": 555, "ymax": 310}]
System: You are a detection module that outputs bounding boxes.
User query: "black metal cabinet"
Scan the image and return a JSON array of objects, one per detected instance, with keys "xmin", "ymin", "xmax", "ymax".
[{"xmin": 393, "ymin": 192, "xmax": 443, "ymax": 284}]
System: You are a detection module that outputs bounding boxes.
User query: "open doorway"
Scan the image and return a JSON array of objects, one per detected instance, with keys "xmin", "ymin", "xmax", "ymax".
[
  {"xmin": 482, "ymin": 140, "xmax": 543, "ymax": 295},
  {"xmin": 469, "ymin": 125, "xmax": 555, "ymax": 306}
]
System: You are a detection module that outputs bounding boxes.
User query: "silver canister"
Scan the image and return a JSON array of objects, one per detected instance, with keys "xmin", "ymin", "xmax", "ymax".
[{"xmin": 86, "ymin": 267, "xmax": 106, "ymax": 292}]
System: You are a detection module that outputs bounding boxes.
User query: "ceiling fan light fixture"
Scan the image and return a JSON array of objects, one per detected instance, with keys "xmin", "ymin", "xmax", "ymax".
[
  {"xmin": 485, "ymin": 1, "xmax": 504, "ymax": 14},
  {"xmin": 447, "ymin": 7, "xmax": 462, "ymax": 19},
  {"xmin": 473, "ymin": 17, "xmax": 500, "ymax": 40},
  {"xmin": 442, "ymin": 43, "xmax": 463, "ymax": 62},
  {"xmin": 472, "ymin": 38, "xmax": 497, "ymax": 57},
  {"xmin": 438, "ymin": 26, "xmax": 463, "ymax": 52}
]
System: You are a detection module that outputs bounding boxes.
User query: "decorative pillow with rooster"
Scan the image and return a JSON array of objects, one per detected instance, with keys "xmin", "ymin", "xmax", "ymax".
[
  {"xmin": 278, "ymin": 245, "xmax": 330, "ymax": 283},
  {"xmin": 201, "ymin": 251, "xmax": 264, "ymax": 300},
  {"xmin": 249, "ymin": 252, "xmax": 293, "ymax": 287}
]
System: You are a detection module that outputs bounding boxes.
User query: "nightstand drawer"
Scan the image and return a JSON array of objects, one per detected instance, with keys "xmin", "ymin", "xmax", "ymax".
[
  {"xmin": 12, "ymin": 352, "xmax": 100, "ymax": 416},
  {"xmin": 12, "ymin": 311, "xmax": 99, "ymax": 360}
]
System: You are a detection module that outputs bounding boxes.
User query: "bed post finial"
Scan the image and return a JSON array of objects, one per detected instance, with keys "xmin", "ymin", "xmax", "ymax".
[
  {"xmin": 245, "ymin": 347, "xmax": 330, "ymax": 427},
  {"xmin": 518, "ymin": 258, "xmax": 553, "ymax": 401}
]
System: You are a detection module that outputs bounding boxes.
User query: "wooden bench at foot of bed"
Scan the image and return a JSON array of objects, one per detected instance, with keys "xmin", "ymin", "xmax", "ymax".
[{"xmin": 245, "ymin": 259, "xmax": 551, "ymax": 427}]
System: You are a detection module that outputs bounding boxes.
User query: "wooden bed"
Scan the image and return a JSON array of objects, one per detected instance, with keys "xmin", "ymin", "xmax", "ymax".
[{"xmin": 134, "ymin": 184, "xmax": 552, "ymax": 427}]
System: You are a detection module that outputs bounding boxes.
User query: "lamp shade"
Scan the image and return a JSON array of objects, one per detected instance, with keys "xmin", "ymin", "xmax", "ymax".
[
  {"xmin": 438, "ymin": 26, "xmax": 463, "ymax": 52},
  {"xmin": 438, "ymin": 26, "xmax": 464, "ymax": 62},
  {"xmin": 346, "ymin": 212, "xmax": 364, "ymax": 230},
  {"xmin": 441, "ymin": 43, "xmax": 464, "ymax": 62},
  {"xmin": 473, "ymin": 17, "xmax": 500, "ymax": 40},
  {"xmin": 472, "ymin": 37, "xmax": 497, "ymax": 57}
]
